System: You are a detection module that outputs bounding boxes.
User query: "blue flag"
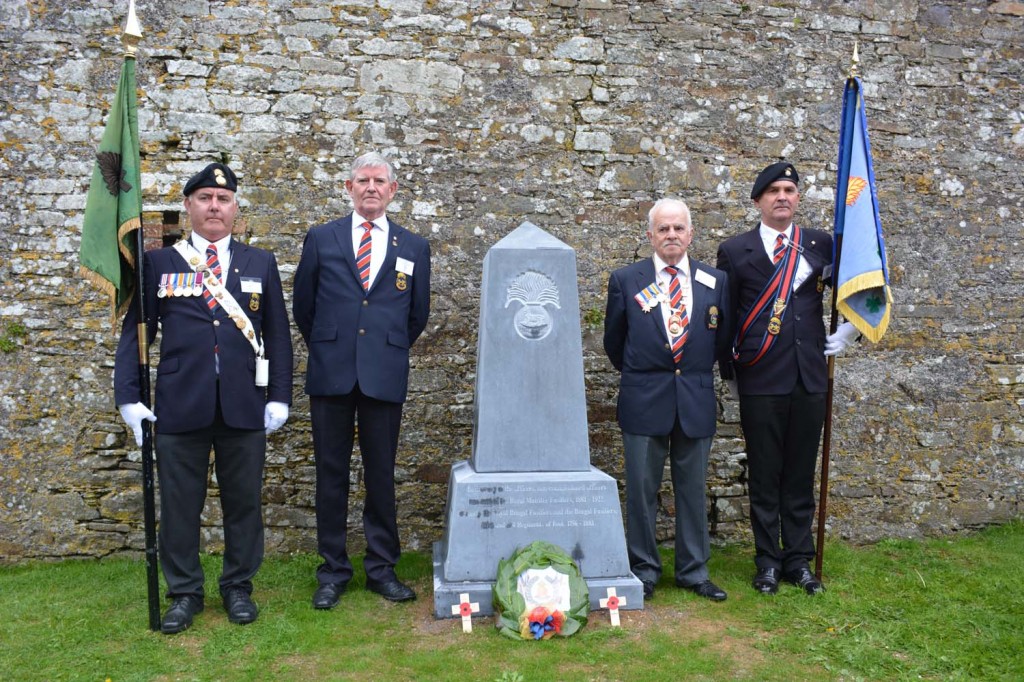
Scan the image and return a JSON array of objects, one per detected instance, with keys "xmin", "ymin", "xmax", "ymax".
[{"xmin": 833, "ymin": 77, "xmax": 892, "ymax": 343}]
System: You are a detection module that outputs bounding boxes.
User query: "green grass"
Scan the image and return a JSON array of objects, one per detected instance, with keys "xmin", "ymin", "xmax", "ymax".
[{"xmin": 1, "ymin": 523, "xmax": 1022, "ymax": 681}]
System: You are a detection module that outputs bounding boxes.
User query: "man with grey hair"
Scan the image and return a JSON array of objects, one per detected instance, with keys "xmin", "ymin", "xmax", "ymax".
[
  {"xmin": 603, "ymin": 197, "xmax": 732, "ymax": 602},
  {"xmin": 293, "ymin": 152, "xmax": 431, "ymax": 607}
]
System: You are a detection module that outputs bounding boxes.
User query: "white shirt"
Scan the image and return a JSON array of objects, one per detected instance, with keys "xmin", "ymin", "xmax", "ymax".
[
  {"xmin": 352, "ymin": 212, "xmax": 390, "ymax": 288},
  {"xmin": 652, "ymin": 254, "xmax": 693, "ymax": 337},
  {"xmin": 759, "ymin": 222, "xmax": 812, "ymax": 290},
  {"xmin": 190, "ymin": 232, "xmax": 232, "ymax": 287}
]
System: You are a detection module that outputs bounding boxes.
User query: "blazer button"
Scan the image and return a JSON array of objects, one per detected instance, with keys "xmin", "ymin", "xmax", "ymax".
[
  {"xmin": 675, "ymin": 369, "xmax": 681, "ymax": 376},
  {"xmin": 359, "ymin": 329, "xmax": 366, "ymax": 335},
  {"xmin": 362, "ymin": 300, "xmax": 369, "ymax": 306},
  {"xmin": 213, "ymin": 320, "xmax": 220, "ymax": 327}
]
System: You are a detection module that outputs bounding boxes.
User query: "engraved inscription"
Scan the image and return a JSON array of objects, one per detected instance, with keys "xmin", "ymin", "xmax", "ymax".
[
  {"xmin": 505, "ymin": 270, "xmax": 560, "ymax": 341},
  {"xmin": 462, "ymin": 482, "xmax": 617, "ymax": 531}
]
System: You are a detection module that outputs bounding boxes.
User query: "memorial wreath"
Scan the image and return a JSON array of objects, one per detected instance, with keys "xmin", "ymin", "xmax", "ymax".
[{"xmin": 493, "ymin": 540, "xmax": 589, "ymax": 641}]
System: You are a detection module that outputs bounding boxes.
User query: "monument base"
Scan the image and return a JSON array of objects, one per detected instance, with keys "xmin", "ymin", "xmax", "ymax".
[{"xmin": 432, "ymin": 461, "xmax": 644, "ymax": 618}]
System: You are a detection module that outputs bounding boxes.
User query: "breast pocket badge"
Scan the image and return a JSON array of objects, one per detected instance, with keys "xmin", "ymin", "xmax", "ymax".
[
  {"xmin": 396, "ymin": 272, "xmax": 408, "ymax": 291},
  {"xmin": 707, "ymin": 305, "xmax": 719, "ymax": 330}
]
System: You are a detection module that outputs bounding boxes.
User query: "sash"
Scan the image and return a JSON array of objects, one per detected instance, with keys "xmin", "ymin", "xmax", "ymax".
[
  {"xmin": 172, "ymin": 240, "xmax": 265, "ymax": 361},
  {"xmin": 732, "ymin": 226, "xmax": 803, "ymax": 367}
]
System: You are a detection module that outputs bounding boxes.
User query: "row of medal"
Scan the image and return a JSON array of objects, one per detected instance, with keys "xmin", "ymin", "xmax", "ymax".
[{"xmin": 158, "ymin": 272, "xmax": 213, "ymax": 298}]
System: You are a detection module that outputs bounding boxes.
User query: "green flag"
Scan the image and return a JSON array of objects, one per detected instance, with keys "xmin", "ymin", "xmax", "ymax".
[{"xmin": 79, "ymin": 56, "xmax": 142, "ymax": 326}]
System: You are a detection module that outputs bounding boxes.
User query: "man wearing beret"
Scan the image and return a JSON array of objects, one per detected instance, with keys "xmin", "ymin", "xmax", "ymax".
[
  {"xmin": 293, "ymin": 151, "xmax": 430, "ymax": 608},
  {"xmin": 716, "ymin": 162, "xmax": 857, "ymax": 596},
  {"xmin": 115, "ymin": 162, "xmax": 293, "ymax": 633}
]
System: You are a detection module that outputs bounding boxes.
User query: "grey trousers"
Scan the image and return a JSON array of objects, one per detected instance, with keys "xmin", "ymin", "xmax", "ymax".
[{"xmin": 622, "ymin": 425, "xmax": 713, "ymax": 586}]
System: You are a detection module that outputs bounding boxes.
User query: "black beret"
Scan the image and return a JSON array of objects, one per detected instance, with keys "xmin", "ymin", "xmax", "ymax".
[
  {"xmin": 183, "ymin": 162, "xmax": 237, "ymax": 196},
  {"xmin": 750, "ymin": 162, "xmax": 799, "ymax": 200}
]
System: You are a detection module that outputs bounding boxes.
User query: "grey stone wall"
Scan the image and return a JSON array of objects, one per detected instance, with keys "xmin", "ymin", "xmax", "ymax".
[{"xmin": 1, "ymin": 0, "xmax": 1021, "ymax": 563}]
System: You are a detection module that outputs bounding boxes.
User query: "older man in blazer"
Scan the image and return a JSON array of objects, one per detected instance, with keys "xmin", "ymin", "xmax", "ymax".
[
  {"xmin": 116, "ymin": 163, "xmax": 293, "ymax": 633},
  {"xmin": 293, "ymin": 152, "xmax": 431, "ymax": 607},
  {"xmin": 716, "ymin": 161, "xmax": 856, "ymax": 596},
  {"xmin": 603, "ymin": 198, "xmax": 732, "ymax": 602}
]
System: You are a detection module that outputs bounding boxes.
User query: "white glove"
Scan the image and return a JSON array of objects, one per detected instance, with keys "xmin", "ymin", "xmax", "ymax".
[
  {"xmin": 825, "ymin": 321, "xmax": 859, "ymax": 356},
  {"xmin": 118, "ymin": 402, "xmax": 156, "ymax": 447},
  {"xmin": 725, "ymin": 379, "xmax": 739, "ymax": 400},
  {"xmin": 264, "ymin": 401, "xmax": 289, "ymax": 434}
]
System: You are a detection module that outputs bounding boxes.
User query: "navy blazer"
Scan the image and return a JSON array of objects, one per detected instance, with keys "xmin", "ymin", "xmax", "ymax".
[
  {"xmin": 603, "ymin": 256, "xmax": 731, "ymax": 438},
  {"xmin": 716, "ymin": 224, "xmax": 833, "ymax": 395},
  {"xmin": 114, "ymin": 239, "xmax": 293, "ymax": 433},
  {"xmin": 292, "ymin": 214, "xmax": 430, "ymax": 404}
]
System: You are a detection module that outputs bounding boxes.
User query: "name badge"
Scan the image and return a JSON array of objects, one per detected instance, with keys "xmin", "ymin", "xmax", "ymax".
[
  {"xmin": 695, "ymin": 269, "xmax": 716, "ymax": 289},
  {"xmin": 240, "ymin": 277, "xmax": 263, "ymax": 294},
  {"xmin": 396, "ymin": 257, "xmax": 415, "ymax": 276}
]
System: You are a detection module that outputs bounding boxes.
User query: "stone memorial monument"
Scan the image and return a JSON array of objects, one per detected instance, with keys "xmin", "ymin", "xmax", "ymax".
[{"xmin": 433, "ymin": 222, "xmax": 643, "ymax": 618}]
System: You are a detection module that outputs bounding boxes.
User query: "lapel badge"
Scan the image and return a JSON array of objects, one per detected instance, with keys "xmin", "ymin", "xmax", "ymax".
[
  {"xmin": 249, "ymin": 293, "xmax": 260, "ymax": 311},
  {"xmin": 707, "ymin": 305, "xmax": 719, "ymax": 330},
  {"xmin": 392, "ymin": 236, "xmax": 398, "ymax": 247},
  {"xmin": 817, "ymin": 276, "xmax": 824, "ymax": 293},
  {"xmin": 396, "ymin": 272, "xmax": 408, "ymax": 291}
]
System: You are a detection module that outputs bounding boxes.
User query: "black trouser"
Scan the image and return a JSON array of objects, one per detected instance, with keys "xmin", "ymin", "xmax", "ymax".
[
  {"xmin": 740, "ymin": 383, "xmax": 825, "ymax": 573},
  {"xmin": 156, "ymin": 412, "xmax": 266, "ymax": 600},
  {"xmin": 310, "ymin": 387, "xmax": 404, "ymax": 586}
]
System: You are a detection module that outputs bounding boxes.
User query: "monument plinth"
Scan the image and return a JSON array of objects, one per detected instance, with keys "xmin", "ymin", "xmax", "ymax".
[{"xmin": 433, "ymin": 222, "xmax": 642, "ymax": 618}]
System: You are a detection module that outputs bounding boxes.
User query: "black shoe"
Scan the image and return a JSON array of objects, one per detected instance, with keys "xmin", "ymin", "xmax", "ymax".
[
  {"xmin": 223, "ymin": 588, "xmax": 258, "ymax": 624},
  {"xmin": 366, "ymin": 577, "xmax": 416, "ymax": 602},
  {"xmin": 161, "ymin": 595, "xmax": 204, "ymax": 634},
  {"xmin": 312, "ymin": 582, "xmax": 348, "ymax": 610},
  {"xmin": 753, "ymin": 567, "xmax": 780, "ymax": 595},
  {"xmin": 783, "ymin": 567, "xmax": 825, "ymax": 595},
  {"xmin": 641, "ymin": 580, "xmax": 656, "ymax": 599},
  {"xmin": 679, "ymin": 579, "xmax": 727, "ymax": 602}
]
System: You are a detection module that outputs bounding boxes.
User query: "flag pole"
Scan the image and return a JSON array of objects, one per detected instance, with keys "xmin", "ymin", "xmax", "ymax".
[
  {"xmin": 121, "ymin": 0, "xmax": 160, "ymax": 631},
  {"xmin": 815, "ymin": 43, "xmax": 859, "ymax": 581}
]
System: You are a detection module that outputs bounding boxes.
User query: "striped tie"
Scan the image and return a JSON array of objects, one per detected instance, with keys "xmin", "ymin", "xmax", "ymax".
[
  {"xmin": 203, "ymin": 244, "xmax": 223, "ymax": 310},
  {"xmin": 357, "ymin": 221, "xmax": 373, "ymax": 291},
  {"xmin": 772, "ymin": 234, "xmax": 786, "ymax": 264},
  {"xmin": 665, "ymin": 265, "xmax": 689, "ymax": 364}
]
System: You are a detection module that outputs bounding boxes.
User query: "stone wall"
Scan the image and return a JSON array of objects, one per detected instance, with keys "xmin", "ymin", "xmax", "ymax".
[{"xmin": 0, "ymin": 0, "xmax": 1021, "ymax": 563}]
